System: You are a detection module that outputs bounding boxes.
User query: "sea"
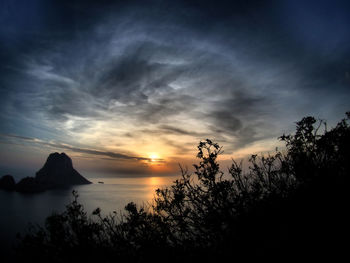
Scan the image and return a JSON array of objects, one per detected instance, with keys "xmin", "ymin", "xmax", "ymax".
[{"xmin": 0, "ymin": 176, "xmax": 177, "ymax": 254}]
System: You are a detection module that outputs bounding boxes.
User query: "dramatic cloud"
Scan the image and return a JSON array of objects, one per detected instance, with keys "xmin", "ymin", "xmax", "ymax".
[{"xmin": 0, "ymin": 0, "xmax": 349, "ymax": 178}]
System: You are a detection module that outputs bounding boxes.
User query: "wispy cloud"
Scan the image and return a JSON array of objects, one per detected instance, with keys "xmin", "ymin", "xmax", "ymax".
[
  {"xmin": 0, "ymin": 0, "xmax": 349, "ymax": 177},
  {"xmin": 0, "ymin": 133, "xmax": 154, "ymax": 162}
]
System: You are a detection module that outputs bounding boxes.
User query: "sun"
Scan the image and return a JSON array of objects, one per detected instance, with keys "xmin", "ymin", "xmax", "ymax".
[{"xmin": 149, "ymin": 153, "xmax": 159, "ymax": 162}]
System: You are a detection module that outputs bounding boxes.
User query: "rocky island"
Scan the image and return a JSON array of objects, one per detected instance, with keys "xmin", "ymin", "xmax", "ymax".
[{"xmin": 0, "ymin": 152, "xmax": 91, "ymax": 193}]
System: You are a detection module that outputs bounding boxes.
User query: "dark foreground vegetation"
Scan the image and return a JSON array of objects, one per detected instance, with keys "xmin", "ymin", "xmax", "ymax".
[{"xmin": 13, "ymin": 113, "xmax": 350, "ymax": 262}]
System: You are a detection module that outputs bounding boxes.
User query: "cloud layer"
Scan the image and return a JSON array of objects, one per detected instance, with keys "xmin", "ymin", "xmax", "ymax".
[{"xmin": 0, "ymin": 0, "xmax": 349, "ymax": 177}]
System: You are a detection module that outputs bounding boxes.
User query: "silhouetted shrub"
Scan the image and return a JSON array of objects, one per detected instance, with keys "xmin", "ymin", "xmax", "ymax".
[{"xmin": 14, "ymin": 112, "xmax": 350, "ymax": 262}]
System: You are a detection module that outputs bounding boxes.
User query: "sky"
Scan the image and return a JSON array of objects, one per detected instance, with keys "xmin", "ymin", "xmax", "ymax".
[{"xmin": 0, "ymin": 0, "xmax": 349, "ymax": 179}]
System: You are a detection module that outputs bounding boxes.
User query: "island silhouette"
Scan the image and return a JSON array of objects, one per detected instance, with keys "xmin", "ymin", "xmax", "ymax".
[{"xmin": 0, "ymin": 152, "xmax": 91, "ymax": 193}]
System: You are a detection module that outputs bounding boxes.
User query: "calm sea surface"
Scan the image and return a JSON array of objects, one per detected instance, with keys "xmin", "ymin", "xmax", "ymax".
[{"xmin": 0, "ymin": 176, "xmax": 177, "ymax": 252}]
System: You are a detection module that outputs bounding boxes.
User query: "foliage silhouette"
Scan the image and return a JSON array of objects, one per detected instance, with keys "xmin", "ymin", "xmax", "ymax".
[{"xmin": 14, "ymin": 113, "xmax": 350, "ymax": 262}]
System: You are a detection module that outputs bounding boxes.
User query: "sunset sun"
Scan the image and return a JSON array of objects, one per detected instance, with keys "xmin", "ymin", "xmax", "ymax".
[{"xmin": 149, "ymin": 153, "xmax": 159, "ymax": 162}]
